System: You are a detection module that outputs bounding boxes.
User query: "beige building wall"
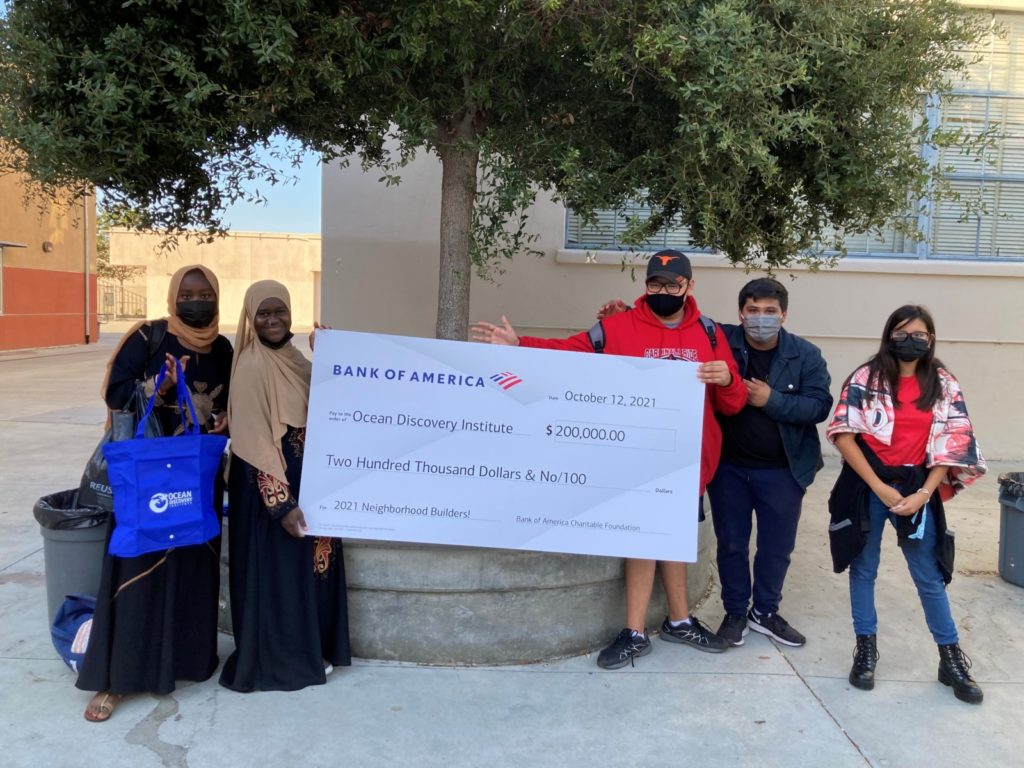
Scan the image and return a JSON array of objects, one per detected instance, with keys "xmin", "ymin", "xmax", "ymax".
[
  {"xmin": 322, "ymin": 151, "xmax": 1024, "ymax": 460},
  {"xmin": 961, "ymin": 1, "xmax": 1024, "ymax": 11},
  {"xmin": 109, "ymin": 229, "xmax": 321, "ymax": 330}
]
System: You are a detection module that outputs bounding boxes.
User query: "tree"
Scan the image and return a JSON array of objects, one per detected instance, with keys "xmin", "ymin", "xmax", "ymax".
[{"xmin": 0, "ymin": 1, "xmax": 987, "ymax": 340}]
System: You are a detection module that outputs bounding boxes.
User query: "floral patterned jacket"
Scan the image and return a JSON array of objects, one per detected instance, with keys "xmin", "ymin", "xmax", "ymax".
[{"xmin": 827, "ymin": 364, "xmax": 986, "ymax": 499}]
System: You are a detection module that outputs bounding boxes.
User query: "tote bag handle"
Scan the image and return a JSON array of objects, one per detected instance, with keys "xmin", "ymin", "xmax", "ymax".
[{"xmin": 136, "ymin": 357, "xmax": 200, "ymax": 438}]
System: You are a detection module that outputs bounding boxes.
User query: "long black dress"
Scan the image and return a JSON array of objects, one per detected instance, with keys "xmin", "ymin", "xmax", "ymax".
[
  {"xmin": 76, "ymin": 323, "xmax": 232, "ymax": 695},
  {"xmin": 219, "ymin": 426, "xmax": 351, "ymax": 692}
]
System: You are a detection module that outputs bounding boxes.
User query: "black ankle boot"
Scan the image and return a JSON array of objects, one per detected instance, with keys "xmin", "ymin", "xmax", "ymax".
[
  {"xmin": 849, "ymin": 634, "xmax": 878, "ymax": 690},
  {"xmin": 938, "ymin": 643, "xmax": 983, "ymax": 704}
]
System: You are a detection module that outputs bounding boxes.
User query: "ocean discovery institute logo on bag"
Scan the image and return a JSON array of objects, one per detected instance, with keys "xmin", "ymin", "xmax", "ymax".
[{"xmin": 148, "ymin": 490, "xmax": 194, "ymax": 514}]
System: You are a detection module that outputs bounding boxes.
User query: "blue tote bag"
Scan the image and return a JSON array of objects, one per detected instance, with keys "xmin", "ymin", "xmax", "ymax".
[{"xmin": 102, "ymin": 359, "xmax": 227, "ymax": 557}]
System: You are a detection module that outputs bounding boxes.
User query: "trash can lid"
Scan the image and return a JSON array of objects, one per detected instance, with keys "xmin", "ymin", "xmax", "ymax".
[{"xmin": 998, "ymin": 473, "xmax": 1024, "ymax": 498}]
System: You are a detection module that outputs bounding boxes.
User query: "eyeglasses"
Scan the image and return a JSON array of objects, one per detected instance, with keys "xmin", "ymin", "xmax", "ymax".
[
  {"xmin": 645, "ymin": 279, "xmax": 687, "ymax": 296},
  {"xmin": 890, "ymin": 331, "xmax": 931, "ymax": 342}
]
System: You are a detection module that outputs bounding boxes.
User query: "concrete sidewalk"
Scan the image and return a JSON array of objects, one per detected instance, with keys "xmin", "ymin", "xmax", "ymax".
[{"xmin": 1, "ymin": 340, "xmax": 1021, "ymax": 768}]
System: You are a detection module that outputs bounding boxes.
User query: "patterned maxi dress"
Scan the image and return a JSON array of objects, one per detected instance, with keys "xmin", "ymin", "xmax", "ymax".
[{"xmin": 219, "ymin": 426, "xmax": 351, "ymax": 692}]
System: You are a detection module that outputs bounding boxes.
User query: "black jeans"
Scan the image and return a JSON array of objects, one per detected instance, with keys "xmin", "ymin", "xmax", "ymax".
[{"xmin": 707, "ymin": 463, "xmax": 805, "ymax": 615}]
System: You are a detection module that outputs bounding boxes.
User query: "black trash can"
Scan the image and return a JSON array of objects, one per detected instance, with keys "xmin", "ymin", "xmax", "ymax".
[
  {"xmin": 998, "ymin": 473, "xmax": 1024, "ymax": 588},
  {"xmin": 33, "ymin": 490, "xmax": 109, "ymax": 623}
]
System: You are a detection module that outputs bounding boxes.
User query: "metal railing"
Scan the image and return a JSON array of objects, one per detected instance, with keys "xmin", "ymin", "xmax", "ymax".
[{"xmin": 98, "ymin": 281, "xmax": 147, "ymax": 320}]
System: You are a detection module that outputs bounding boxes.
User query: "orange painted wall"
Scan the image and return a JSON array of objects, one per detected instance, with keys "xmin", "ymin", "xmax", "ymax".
[
  {"xmin": 2, "ymin": 148, "xmax": 98, "ymax": 350},
  {"xmin": 0, "ymin": 266, "xmax": 99, "ymax": 350}
]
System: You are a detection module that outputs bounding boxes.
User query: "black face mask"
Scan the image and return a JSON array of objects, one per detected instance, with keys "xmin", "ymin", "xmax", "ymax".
[
  {"xmin": 889, "ymin": 337, "xmax": 930, "ymax": 362},
  {"xmin": 176, "ymin": 300, "xmax": 217, "ymax": 329},
  {"xmin": 647, "ymin": 293, "xmax": 685, "ymax": 317}
]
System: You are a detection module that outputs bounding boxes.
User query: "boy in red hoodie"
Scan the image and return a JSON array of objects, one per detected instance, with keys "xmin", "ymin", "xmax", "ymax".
[{"xmin": 471, "ymin": 250, "xmax": 746, "ymax": 668}]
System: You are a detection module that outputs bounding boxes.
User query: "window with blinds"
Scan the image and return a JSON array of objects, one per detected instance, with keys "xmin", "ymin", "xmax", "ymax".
[
  {"xmin": 564, "ymin": 199, "xmax": 713, "ymax": 252},
  {"xmin": 565, "ymin": 11, "xmax": 1024, "ymax": 261},
  {"xmin": 930, "ymin": 12, "xmax": 1024, "ymax": 260}
]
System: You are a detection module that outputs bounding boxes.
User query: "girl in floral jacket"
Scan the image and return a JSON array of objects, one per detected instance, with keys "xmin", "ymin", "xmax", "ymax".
[{"xmin": 827, "ymin": 305, "xmax": 986, "ymax": 704}]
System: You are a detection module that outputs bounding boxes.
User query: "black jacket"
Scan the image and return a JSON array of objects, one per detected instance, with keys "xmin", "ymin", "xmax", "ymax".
[
  {"xmin": 828, "ymin": 437, "xmax": 954, "ymax": 583},
  {"xmin": 720, "ymin": 324, "xmax": 833, "ymax": 489}
]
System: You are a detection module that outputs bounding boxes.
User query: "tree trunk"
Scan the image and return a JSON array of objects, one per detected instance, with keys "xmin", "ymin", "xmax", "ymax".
[{"xmin": 435, "ymin": 116, "xmax": 479, "ymax": 341}]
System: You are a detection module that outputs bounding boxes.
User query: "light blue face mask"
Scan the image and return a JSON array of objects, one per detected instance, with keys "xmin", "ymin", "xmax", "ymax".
[{"xmin": 742, "ymin": 314, "xmax": 782, "ymax": 344}]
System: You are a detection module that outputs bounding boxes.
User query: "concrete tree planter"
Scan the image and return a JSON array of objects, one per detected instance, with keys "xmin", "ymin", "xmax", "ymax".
[{"xmin": 219, "ymin": 517, "xmax": 716, "ymax": 664}]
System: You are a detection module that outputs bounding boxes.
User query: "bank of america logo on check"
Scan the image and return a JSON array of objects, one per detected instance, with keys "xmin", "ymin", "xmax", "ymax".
[{"xmin": 490, "ymin": 371, "xmax": 524, "ymax": 390}]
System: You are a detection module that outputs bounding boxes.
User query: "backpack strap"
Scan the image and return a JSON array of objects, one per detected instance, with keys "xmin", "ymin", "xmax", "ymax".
[
  {"xmin": 698, "ymin": 314, "xmax": 718, "ymax": 350},
  {"xmin": 587, "ymin": 321, "xmax": 605, "ymax": 354},
  {"xmin": 146, "ymin": 319, "xmax": 168, "ymax": 360}
]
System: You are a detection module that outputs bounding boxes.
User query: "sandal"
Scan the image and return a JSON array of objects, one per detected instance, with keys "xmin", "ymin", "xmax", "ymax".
[{"xmin": 84, "ymin": 692, "xmax": 122, "ymax": 722}]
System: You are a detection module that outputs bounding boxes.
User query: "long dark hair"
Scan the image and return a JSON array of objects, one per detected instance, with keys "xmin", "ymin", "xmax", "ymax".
[{"xmin": 864, "ymin": 305, "xmax": 944, "ymax": 410}]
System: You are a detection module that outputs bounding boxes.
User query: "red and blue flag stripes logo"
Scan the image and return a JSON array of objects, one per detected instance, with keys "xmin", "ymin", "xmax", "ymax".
[{"xmin": 490, "ymin": 371, "xmax": 524, "ymax": 390}]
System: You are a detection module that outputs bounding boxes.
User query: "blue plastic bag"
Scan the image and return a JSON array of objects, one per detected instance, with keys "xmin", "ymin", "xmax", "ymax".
[
  {"xmin": 102, "ymin": 358, "xmax": 227, "ymax": 558},
  {"xmin": 51, "ymin": 594, "xmax": 96, "ymax": 673}
]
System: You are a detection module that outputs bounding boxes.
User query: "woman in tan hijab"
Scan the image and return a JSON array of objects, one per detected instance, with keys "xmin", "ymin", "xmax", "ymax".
[
  {"xmin": 78, "ymin": 265, "xmax": 232, "ymax": 721},
  {"xmin": 219, "ymin": 280, "xmax": 350, "ymax": 692}
]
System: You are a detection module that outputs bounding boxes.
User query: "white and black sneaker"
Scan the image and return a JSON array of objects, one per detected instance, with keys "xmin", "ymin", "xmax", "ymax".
[
  {"xmin": 717, "ymin": 612, "xmax": 750, "ymax": 647},
  {"xmin": 597, "ymin": 628, "xmax": 652, "ymax": 669},
  {"xmin": 659, "ymin": 615, "xmax": 729, "ymax": 653},
  {"xmin": 747, "ymin": 609, "xmax": 806, "ymax": 647}
]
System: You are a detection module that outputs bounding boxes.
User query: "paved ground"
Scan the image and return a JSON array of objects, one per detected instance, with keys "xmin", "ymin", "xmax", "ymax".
[{"xmin": 1, "ymin": 334, "xmax": 1021, "ymax": 768}]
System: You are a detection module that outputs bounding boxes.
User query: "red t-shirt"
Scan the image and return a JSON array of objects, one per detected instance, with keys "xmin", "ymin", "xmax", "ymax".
[{"xmin": 862, "ymin": 375, "xmax": 932, "ymax": 466}]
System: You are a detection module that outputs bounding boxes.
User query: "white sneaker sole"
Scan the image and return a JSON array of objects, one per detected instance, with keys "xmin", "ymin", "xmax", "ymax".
[
  {"xmin": 727, "ymin": 627, "xmax": 750, "ymax": 647},
  {"xmin": 748, "ymin": 620, "xmax": 805, "ymax": 647}
]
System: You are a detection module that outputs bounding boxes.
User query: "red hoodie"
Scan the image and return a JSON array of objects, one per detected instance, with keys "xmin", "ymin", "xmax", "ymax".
[{"xmin": 518, "ymin": 295, "xmax": 746, "ymax": 493}]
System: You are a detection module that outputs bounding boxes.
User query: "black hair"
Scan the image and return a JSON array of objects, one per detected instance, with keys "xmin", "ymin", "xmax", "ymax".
[
  {"xmin": 864, "ymin": 304, "xmax": 944, "ymax": 410},
  {"xmin": 738, "ymin": 278, "xmax": 788, "ymax": 312}
]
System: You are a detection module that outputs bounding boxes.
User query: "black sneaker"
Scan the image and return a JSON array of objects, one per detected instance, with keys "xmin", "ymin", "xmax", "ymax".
[
  {"xmin": 596, "ymin": 628, "xmax": 652, "ymax": 669},
  {"xmin": 659, "ymin": 615, "xmax": 729, "ymax": 653},
  {"xmin": 717, "ymin": 612, "xmax": 750, "ymax": 647},
  {"xmin": 747, "ymin": 609, "xmax": 806, "ymax": 647}
]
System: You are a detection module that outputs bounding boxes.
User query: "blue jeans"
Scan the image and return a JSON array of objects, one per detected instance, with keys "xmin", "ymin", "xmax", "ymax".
[
  {"xmin": 848, "ymin": 491, "xmax": 958, "ymax": 644},
  {"xmin": 708, "ymin": 463, "xmax": 805, "ymax": 615}
]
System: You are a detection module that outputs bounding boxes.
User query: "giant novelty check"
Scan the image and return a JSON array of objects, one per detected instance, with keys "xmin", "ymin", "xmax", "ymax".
[{"xmin": 298, "ymin": 330, "xmax": 705, "ymax": 561}]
